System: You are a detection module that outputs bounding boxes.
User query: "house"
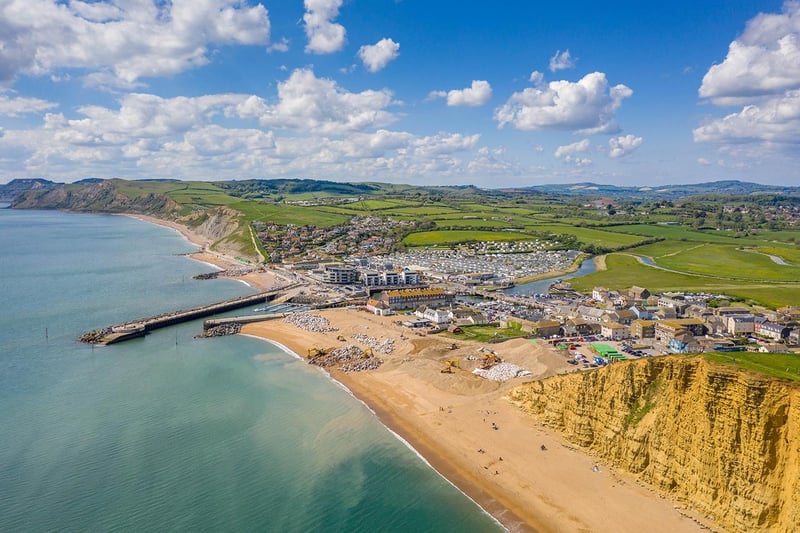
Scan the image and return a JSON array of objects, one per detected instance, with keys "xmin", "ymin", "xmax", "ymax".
[
  {"xmin": 528, "ymin": 319, "xmax": 562, "ymax": 338},
  {"xmin": 451, "ymin": 309, "xmax": 489, "ymax": 326},
  {"xmin": 380, "ymin": 288, "xmax": 454, "ymax": 310},
  {"xmin": 592, "ymin": 287, "xmax": 609, "ymax": 302},
  {"xmin": 628, "ymin": 286, "xmax": 651, "ymax": 301},
  {"xmin": 653, "ymin": 307, "xmax": 678, "ymax": 320},
  {"xmin": 630, "ymin": 305, "xmax": 653, "ymax": 320},
  {"xmin": 601, "ymin": 322, "xmax": 629, "ymax": 341},
  {"xmin": 365, "ymin": 298, "xmax": 394, "ymax": 316},
  {"xmin": 788, "ymin": 329, "xmax": 800, "ymax": 346},
  {"xmin": 668, "ymin": 333, "xmax": 702, "ymax": 354},
  {"xmin": 577, "ymin": 305, "xmax": 605, "ymax": 323},
  {"xmin": 714, "ymin": 306, "xmax": 751, "ymax": 317},
  {"xmin": 630, "ymin": 319, "xmax": 656, "ymax": 339},
  {"xmin": 655, "ymin": 319, "xmax": 706, "ymax": 344},
  {"xmin": 416, "ymin": 307, "xmax": 451, "ymax": 326},
  {"xmin": 726, "ymin": 314, "xmax": 756, "ymax": 336},
  {"xmin": 561, "ymin": 319, "xmax": 600, "ymax": 337},
  {"xmin": 755, "ymin": 321, "xmax": 790, "ymax": 341},
  {"xmin": 759, "ymin": 343, "xmax": 786, "ymax": 353},
  {"xmin": 604, "ymin": 309, "xmax": 635, "ymax": 325}
]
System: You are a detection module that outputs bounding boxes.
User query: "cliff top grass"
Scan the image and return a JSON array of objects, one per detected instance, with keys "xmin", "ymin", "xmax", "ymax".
[{"xmin": 700, "ymin": 351, "xmax": 800, "ymax": 383}]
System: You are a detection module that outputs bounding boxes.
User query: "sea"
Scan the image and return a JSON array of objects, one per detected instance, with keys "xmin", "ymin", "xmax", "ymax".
[{"xmin": 0, "ymin": 208, "xmax": 503, "ymax": 532}]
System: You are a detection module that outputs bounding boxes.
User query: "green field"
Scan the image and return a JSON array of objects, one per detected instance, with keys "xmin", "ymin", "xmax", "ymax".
[
  {"xmin": 701, "ymin": 352, "xmax": 800, "ymax": 382},
  {"xmin": 603, "ymin": 223, "xmax": 778, "ymax": 245},
  {"xmin": 654, "ymin": 244, "xmax": 800, "ymax": 281},
  {"xmin": 403, "ymin": 230, "xmax": 535, "ymax": 246},
  {"xmin": 521, "ymin": 224, "xmax": 648, "ymax": 248},
  {"xmin": 443, "ymin": 323, "xmax": 527, "ymax": 343},
  {"xmin": 570, "ymin": 253, "xmax": 800, "ymax": 308},
  {"xmin": 230, "ymin": 201, "xmax": 349, "ymax": 227}
]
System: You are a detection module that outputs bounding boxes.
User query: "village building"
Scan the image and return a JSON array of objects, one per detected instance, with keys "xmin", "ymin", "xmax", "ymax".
[
  {"xmin": 654, "ymin": 319, "xmax": 706, "ymax": 345},
  {"xmin": 561, "ymin": 319, "xmax": 600, "ymax": 337},
  {"xmin": 365, "ymin": 298, "xmax": 394, "ymax": 316},
  {"xmin": 627, "ymin": 286, "xmax": 651, "ymax": 302},
  {"xmin": 630, "ymin": 319, "xmax": 656, "ymax": 339},
  {"xmin": 726, "ymin": 314, "xmax": 756, "ymax": 336},
  {"xmin": 603, "ymin": 309, "xmax": 635, "ymax": 325},
  {"xmin": 415, "ymin": 306, "xmax": 452, "ymax": 326},
  {"xmin": 577, "ymin": 305, "xmax": 605, "ymax": 323},
  {"xmin": 528, "ymin": 319, "xmax": 562, "ymax": 338},
  {"xmin": 450, "ymin": 309, "xmax": 489, "ymax": 326},
  {"xmin": 669, "ymin": 332, "xmax": 702, "ymax": 354},
  {"xmin": 756, "ymin": 321, "xmax": 791, "ymax": 341},
  {"xmin": 601, "ymin": 322, "xmax": 629, "ymax": 340},
  {"xmin": 320, "ymin": 263, "xmax": 360, "ymax": 284},
  {"xmin": 379, "ymin": 288, "xmax": 454, "ymax": 311},
  {"xmin": 788, "ymin": 329, "xmax": 800, "ymax": 345}
]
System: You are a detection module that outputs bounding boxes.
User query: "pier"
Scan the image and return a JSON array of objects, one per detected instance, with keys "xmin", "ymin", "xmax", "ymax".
[{"xmin": 81, "ymin": 284, "xmax": 301, "ymax": 345}]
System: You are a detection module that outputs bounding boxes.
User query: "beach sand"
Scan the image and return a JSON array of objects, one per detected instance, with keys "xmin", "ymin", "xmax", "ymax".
[
  {"xmin": 128, "ymin": 213, "xmax": 712, "ymax": 531},
  {"xmin": 243, "ymin": 310, "xmax": 715, "ymax": 533}
]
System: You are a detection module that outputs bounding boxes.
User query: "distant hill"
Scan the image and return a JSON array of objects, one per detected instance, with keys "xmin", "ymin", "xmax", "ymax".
[
  {"xmin": 0, "ymin": 178, "xmax": 59, "ymax": 201},
  {"xmin": 508, "ymin": 180, "xmax": 800, "ymax": 200}
]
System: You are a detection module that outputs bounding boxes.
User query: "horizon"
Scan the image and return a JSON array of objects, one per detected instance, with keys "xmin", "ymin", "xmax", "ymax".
[{"xmin": 0, "ymin": 1, "xmax": 797, "ymax": 187}]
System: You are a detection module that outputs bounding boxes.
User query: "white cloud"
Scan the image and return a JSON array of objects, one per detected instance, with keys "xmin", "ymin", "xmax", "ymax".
[
  {"xmin": 554, "ymin": 139, "xmax": 590, "ymax": 158},
  {"xmin": 697, "ymin": 158, "xmax": 712, "ymax": 165},
  {"xmin": 248, "ymin": 68, "xmax": 398, "ymax": 134},
  {"xmin": 358, "ymin": 38, "xmax": 400, "ymax": 72},
  {"xmin": 608, "ymin": 134, "xmax": 643, "ymax": 158},
  {"xmin": 696, "ymin": 3, "xmax": 800, "ymax": 147},
  {"xmin": 494, "ymin": 72, "xmax": 633, "ymax": 134},
  {"xmin": 699, "ymin": 2, "xmax": 800, "ymax": 102},
  {"xmin": 693, "ymin": 90, "xmax": 800, "ymax": 143},
  {"xmin": 303, "ymin": 0, "xmax": 346, "ymax": 54},
  {"xmin": 0, "ymin": 0, "xmax": 271, "ymax": 85},
  {"xmin": 429, "ymin": 80, "xmax": 493, "ymax": 107},
  {"xmin": 549, "ymin": 49, "xmax": 575, "ymax": 72},
  {"xmin": 529, "ymin": 71, "xmax": 544, "ymax": 85},
  {"xmin": 0, "ymin": 94, "xmax": 58, "ymax": 116},
  {"xmin": 267, "ymin": 37, "xmax": 289, "ymax": 53},
  {"xmin": 554, "ymin": 139, "xmax": 592, "ymax": 166}
]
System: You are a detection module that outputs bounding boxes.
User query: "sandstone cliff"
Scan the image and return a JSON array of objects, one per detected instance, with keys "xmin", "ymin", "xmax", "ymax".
[
  {"xmin": 13, "ymin": 180, "xmax": 182, "ymax": 216},
  {"xmin": 508, "ymin": 357, "xmax": 800, "ymax": 532}
]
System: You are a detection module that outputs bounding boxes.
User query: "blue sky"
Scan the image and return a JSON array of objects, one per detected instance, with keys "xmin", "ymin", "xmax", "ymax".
[{"xmin": 0, "ymin": 0, "xmax": 797, "ymax": 187}]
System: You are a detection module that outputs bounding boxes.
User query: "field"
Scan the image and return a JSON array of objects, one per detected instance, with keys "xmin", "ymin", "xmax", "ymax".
[
  {"xmin": 701, "ymin": 352, "xmax": 800, "ymax": 382},
  {"xmin": 520, "ymin": 224, "xmax": 649, "ymax": 248},
  {"xmin": 654, "ymin": 244, "xmax": 800, "ymax": 281},
  {"xmin": 403, "ymin": 230, "xmax": 535, "ymax": 247}
]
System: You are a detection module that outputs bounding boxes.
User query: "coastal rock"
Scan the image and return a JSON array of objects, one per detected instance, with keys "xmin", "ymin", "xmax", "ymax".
[{"xmin": 508, "ymin": 357, "xmax": 800, "ymax": 533}]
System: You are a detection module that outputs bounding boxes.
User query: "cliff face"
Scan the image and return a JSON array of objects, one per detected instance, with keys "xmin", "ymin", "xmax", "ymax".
[
  {"xmin": 12, "ymin": 181, "xmax": 181, "ymax": 216},
  {"xmin": 508, "ymin": 357, "xmax": 800, "ymax": 532}
]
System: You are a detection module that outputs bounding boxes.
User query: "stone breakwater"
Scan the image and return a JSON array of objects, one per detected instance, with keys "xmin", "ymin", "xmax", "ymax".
[
  {"xmin": 284, "ymin": 312, "xmax": 338, "ymax": 332},
  {"xmin": 193, "ymin": 266, "xmax": 259, "ymax": 280},
  {"xmin": 307, "ymin": 344, "xmax": 383, "ymax": 373},
  {"xmin": 202, "ymin": 323, "xmax": 241, "ymax": 337},
  {"xmin": 508, "ymin": 356, "xmax": 800, "ymax": 533}
]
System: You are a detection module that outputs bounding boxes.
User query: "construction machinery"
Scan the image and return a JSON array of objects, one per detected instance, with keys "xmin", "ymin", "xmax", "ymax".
[
  {"xmin": 307, "ymin": 346, "xmax": 331, "ymax": 358},
  {"xmin": 337, "ymin": 335, "xmax": 347, "ymax": 342},
  {"xmin": 481, "ymin": 353, "xmax": 502, "ymax": 370},
  {"xmin": 441, "ymin": 358, "xmax": 459, "ymax": 373},
  {"xmin": 362, "ymin": 347, "xmax": 374, "ymax": 358}
]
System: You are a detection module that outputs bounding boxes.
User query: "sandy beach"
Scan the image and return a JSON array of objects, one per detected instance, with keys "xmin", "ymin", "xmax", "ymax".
[
  {"xmin": 243, "ymin": 310, "xmax": 716, "ymax": 533},
  {"xmin": 128, "ymin": 213, "xmax": 713, "ymax": 531}
]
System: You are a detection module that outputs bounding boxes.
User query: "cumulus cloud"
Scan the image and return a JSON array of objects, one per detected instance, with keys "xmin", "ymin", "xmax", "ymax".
[
  {"xmin": 248, "ymin": 68, "xmax": 398, "ymax": 134},
  {"xmin": 549, "ymin": 50, "xmax": 575, "ymax": 72},
  {"xmin": 699, "ymin": 2, "xmax": 800, "ymax": 102},
  {"xmin": 554, "ymin": 139, "xmax": 592, "ymax": 166},
  {"xmin": 428, "ymin": 80, "xmax": 493, "ymax": 107},
  {"xmin": 357, "ymin": 38, "xmax": 400, "ymax": 72},
  {"xmin": 494, "ymin": 72, "xmax": 632, "ymax": 134},
  {"xmin": 693, "ymin": 90, "xmax": 800, "ymax": 143},
  {"xmin": 608, "ymin": 134, "xmax": 643, "ymax": 157},
  {"xmin": 0, "ymin": 94, "xmax": 58, "ymax": 116},
  {"xmin": 554, "ymin": 139, "xmax": 590, "ymax": 158},
  {"xmin": 696, "ymin": 3, "xmax": 800, "ymax": 147},
  {"xmin": 303, "ymin": 0, "xmax": 346, "ymax": 54},
  {"xmin": 267, "ymin": 37, "xmax": 289, "ymax": 53},
  {"xmin": 0, "ymin": 0, "xmax": 271, "ymax": 85}
]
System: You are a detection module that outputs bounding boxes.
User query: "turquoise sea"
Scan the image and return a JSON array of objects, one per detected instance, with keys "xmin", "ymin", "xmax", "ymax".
[{"xmin": 0, "ymin": 209, "xmax": 502, "ymax": 532}]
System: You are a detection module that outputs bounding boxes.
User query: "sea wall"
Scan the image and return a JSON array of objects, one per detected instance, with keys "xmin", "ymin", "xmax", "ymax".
[{"xmin": 508, "ymin": 357, "xmax": 800, "ymax": 532}]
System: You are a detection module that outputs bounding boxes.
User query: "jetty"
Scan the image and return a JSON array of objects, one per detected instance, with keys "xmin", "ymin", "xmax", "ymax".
[{"xmin": 80, "ymin": 284, "xmax": 301, "ymax": 345}]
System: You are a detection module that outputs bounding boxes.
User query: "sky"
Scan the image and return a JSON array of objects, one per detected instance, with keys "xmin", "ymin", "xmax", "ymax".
[{"xmin": 0, "ymin": 0, "xmax": 798, "ymax": 188}]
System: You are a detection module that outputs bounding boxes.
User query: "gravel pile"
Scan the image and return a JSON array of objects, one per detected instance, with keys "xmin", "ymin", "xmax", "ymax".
[
  {"xmin": 351, "ymin": 333, "xmax": 395, "ymax": 354},
  {"xmin": 308, "ymin": 345, "xmax": 363, "ymax": 367},
  {"xmin": 308, "ymin": 344, "xmax": 383, "ymax": 372},
  {"xmin": 340, "ymin": 358, "xmax": 384, "ymax": 372},
  {"xmin": 472, "ymin": 362, "xmax": 532, "ymax": 382},
  {"xmin": 284, "ymin": 312, "xmax": 338, "ymax": 332}
]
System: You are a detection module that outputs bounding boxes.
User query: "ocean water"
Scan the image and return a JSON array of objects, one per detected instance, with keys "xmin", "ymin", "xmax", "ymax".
[{"xmin": 0, "ymin": 209, "xmax": 502, "ymax": 532}]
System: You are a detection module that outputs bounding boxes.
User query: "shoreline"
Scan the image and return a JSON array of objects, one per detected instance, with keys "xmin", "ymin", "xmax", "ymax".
[
  {"xmin": 511, "ymin": 254, "xmax": 588, "ymax": 285},
  {"xmin": 242, "ymin": 332, "xmax": 512, "ymax": 532},
  {"xmin": 242, "ymin": 310, "xmax": 713, "ymax": 533}
]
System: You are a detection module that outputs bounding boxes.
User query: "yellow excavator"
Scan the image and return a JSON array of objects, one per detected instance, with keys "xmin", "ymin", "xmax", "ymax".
[
  {"xmin": 481, "ymin": 353, "xmax": 502, "ymax": 370},
  {"xmin": 307, "ymin": 346, "xmax": 331, "ymax": 358},
  {"xmin": 441, "ymin": 358, "xmax": 459, "ymax": 373},
  {"xmin": 362, "ymin": 347, "xmax": 374, "ymax": 358},
  {"xmin": 337, "ymin": 335, "xmax": 347, "ymax": 342}
]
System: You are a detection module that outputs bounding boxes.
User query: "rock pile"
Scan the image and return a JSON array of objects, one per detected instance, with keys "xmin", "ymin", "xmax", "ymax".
[
  {"xmin": 204, "ymin": 323, "xmax": 241, "ymax": 337},
  {"xmin": 284, "ymin": 312, "xmax": 338, "ymax": 332},
  {"xmin": 79, "ymin": 327, "xmax": 111, "ymax": 344},
  {"xmin": 307, "ymin": 344, "xmax": 383, "ymax": 372},
  {"xmin": 193, "ymin": 266, "xmax": 257, "ymax": 280},
  {"xmin": 473, "ymin": 362, "xmax": 532, "ymax": 382},
  {"xmin": 351, "ymin": 333, "xmax": 395, "ymax": 354}
]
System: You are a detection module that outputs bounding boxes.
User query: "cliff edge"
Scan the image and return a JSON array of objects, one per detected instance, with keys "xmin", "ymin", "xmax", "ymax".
[{"xmin": 508, "ymin": 357, "xmax": 800, "ymax": 532}]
